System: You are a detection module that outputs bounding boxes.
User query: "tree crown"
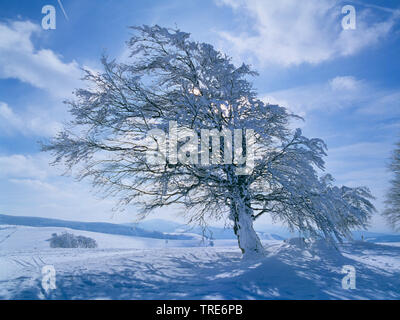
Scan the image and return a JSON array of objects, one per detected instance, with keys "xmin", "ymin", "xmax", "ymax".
[{"xmin": 43, "ymin": 25, "xmax": 375, "ymax": 242}]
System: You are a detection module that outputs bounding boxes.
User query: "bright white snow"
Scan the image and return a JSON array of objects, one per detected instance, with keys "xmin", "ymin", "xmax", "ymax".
[{"xmin": 1, "ymin": 225, "xmax": 399, "ymax": 300}]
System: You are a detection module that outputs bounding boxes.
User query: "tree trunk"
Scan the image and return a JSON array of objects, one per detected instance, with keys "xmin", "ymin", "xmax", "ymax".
[{"xmin": 231, "ymin": 198, "xmax": 265, "ymax": 259}]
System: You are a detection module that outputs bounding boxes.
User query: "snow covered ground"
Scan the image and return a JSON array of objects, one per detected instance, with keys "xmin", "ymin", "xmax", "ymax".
[{"xmin": 1, "ymin": 225, "xmax": 400, "ymax": 300}]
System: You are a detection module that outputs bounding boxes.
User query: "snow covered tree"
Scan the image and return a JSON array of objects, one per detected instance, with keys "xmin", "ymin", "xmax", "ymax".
[
  {"xmin": 384, "ymin": 140, "xmax": 400, "ymax": 230},
  {"xmin": 43, "ymin": 25, "xmax": 375, "ymax": 258}
]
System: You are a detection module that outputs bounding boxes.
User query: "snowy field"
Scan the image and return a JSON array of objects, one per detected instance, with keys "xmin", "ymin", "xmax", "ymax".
[{"xmin": 1, "ymin": 225, "xmax": 400, "ymax": 300}]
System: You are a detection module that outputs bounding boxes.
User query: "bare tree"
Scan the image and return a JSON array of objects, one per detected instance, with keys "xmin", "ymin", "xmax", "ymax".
[{"xmin": 43, "ymin": 25, "xmax": 375, "ymax": 258}]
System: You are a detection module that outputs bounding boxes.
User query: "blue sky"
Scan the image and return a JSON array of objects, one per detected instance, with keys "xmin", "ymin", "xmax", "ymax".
[{"xmin": 0, "ymin": 0, "xmax": 399, "ymax": 232}]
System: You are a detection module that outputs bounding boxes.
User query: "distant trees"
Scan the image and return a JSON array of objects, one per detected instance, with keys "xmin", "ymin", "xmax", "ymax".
[
  {"xmin": 43, "ymin": 25, "xmax": 375, "ymax": 258},
  {"xmin": 49, "ymin": 232, "xmax": 98, "ymax": 248},
  {"xmin": 384, "ymin": 141, "xmax": 400, "ymax": 230}
]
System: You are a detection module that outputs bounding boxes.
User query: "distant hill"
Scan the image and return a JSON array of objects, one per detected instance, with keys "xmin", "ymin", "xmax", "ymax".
[
  {"xmin": 2, "ymin": 214, "xmax": 396, "ymax": 243},
  {"xmin": 127, "ymin": 219, "xmax": 285, "ymax": 240},
  {"xmin": 0, "ymin": 214, "xmax": 285, "ymax": 241},
  {"xmin": 0, "ymin": 214, "xmax": 194, "ymax": 240}
]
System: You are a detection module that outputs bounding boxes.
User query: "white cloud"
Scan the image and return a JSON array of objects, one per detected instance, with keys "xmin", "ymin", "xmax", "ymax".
[
  {"xmin": 358, "ymin": 91, "xmax": 400, "ymax": 116},
  {"xmin": 0, "ymin": 20, "xmax": 82, "ymax": 97},
  {"xmin": 0, "ymin": 102, "xmax": 23, "ymax": 133},
  {"xmin": 262, "ymin": 75, "xmax": 400, "ymax": 117},
  {"xmin": 8, "ymin": 178, "xmax": 58, "ymax": 193},
  {"xmin": 329, "ymin": 76, "xmax": 361, "ymax": 91},
  {"xmin": 262, "ymin": 81, "xmax": 355, "ymax": 116},
  {"xmin": 0, "ymin": 154, "xmax": 50, "ymax": 180},
  {"xmin": 329, "ymin": 142, "xmax": 392, "ymax": 158},
  {"xmin": 216, "ymin": 0, "xmax": 399, "ymax": 67},
  {"xmin": 0, "ymin": 102, "xmax": 62, "ymax": 136}
]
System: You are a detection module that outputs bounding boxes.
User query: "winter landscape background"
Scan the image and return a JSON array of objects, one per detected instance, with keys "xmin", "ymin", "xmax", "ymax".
[
  {"xmin": 1, "ymin": 214, "xmax": 400, "ymax": 299},
  {"xmin": 1, "ymin": 0, "xmax": 400, "ymax": 299}
]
